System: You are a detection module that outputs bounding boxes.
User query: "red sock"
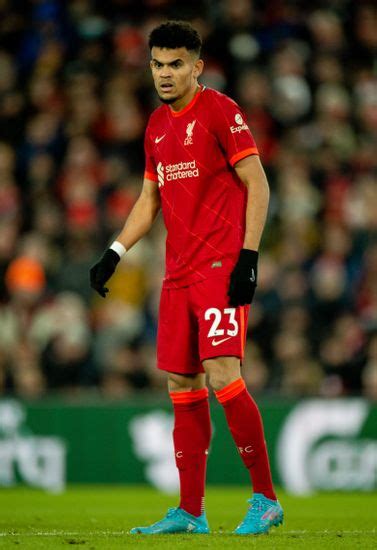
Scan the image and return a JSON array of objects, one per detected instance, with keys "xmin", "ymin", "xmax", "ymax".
[
  {"xmin": 215, "ymin": 378, "xmax": 276, "ymax": 500},
  {"xmin": 170, "ymin": 388, "xmax": 211, "ymax": 516}
]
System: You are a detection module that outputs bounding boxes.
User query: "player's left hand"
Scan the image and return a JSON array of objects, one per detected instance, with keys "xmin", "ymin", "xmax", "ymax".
[{"xmin": 228, "ymin": 249, "xmax": 258, "ymax": 307}]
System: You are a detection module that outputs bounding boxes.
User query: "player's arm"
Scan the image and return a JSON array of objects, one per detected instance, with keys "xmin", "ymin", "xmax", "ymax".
[
  {"xmin": 235, "ymin": 154, "xmax": 269, "ymax": 251},
  {"xmin": 115, "ymin": 177, "xmax": 161, "ymax": 251},
  {"xmin": 228, "ymin": 154, "xmax": 269, "ymax": 307},
  {"xmin": 90, "ymin": 178, "xmax": 161, "ymax": 297}
]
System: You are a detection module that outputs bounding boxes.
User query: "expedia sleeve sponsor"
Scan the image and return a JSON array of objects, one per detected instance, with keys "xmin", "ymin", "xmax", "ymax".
[
  {"xmin": 230, "ymin": 122, "xmax": 250, "ymax": 134},
  {"xmin": 230, "ymin": 113, "xmax": 250, "ymax": 134}
]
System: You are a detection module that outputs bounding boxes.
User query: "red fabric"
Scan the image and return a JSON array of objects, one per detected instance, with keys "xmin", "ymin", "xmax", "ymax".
[
  {"xmin": 170, "ymin": 387, "xmax": 209, "ymax": 404},
  {"xmin": 144, "ymin": 86, "xmax": 259, "ymax": 289},
  {"xmin": 157, "ymin": 276, "xmax": 249, "ymax": 374},
  {"xmin": 216, "ymin": 382, "xmax": 276, "ymax": 500},
  {"xmin": 170, "ymin": 391, "xmax": 211, "ymax": 516},
  {"xmin": 214, "ymin": 377, "xmax": 246, "ymax": 404}
]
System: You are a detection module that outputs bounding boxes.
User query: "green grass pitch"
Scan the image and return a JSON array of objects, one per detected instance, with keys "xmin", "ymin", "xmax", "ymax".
[{"xmin": 0, "ymin": 486, "xmax": 376, "ymax": 549}]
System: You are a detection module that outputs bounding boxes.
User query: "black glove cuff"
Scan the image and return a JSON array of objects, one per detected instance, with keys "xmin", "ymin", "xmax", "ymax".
[
  {"xmin": 238, "ymin": 248, "xmax": 259, "ymax": 268},
  {"xmin": 103, "ymin": 248, "xmax": 121, "ymax": 268}
]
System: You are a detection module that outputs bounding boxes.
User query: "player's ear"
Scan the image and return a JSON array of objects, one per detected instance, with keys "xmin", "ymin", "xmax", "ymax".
[{"xmin": 193, "ymin": 59, "xmax": 204, "ymax": 79}]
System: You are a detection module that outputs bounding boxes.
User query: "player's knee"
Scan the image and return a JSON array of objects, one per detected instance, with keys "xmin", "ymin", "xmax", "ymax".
[
  {"xmin": 208, "ymin": 370, "xmax": 236, "ymax": 391},
  {"xmin": 167, "ymin": 372, "xmax": 205, "ymax": 392},
  {"xmin": 204, "ymin": 357, "xmax": 241, "ymax": 391}
]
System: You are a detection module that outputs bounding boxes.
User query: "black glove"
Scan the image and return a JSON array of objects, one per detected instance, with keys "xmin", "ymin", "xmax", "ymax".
[
  {"xmin": 228, "ymin": 249, "xmax": 258, "ymax": 307},
  {"xmin": 90, "ymin": 249, "xmax": 120, "ymax": 298}
]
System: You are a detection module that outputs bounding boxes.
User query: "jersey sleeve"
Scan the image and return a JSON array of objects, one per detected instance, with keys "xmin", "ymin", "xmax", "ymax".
[
  {"xmin": 211, "ymin": 93, "xmax": 259, "ymax": 167},
  {"xmin": 144, "ymin": 124, "xmax": 158, "ymax": 182}
]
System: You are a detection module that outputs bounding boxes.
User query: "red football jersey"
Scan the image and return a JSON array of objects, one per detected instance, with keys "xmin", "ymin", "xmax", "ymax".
[{"xmin": 144, "ymin": 85, "xmax": 259, "ymax": 288}]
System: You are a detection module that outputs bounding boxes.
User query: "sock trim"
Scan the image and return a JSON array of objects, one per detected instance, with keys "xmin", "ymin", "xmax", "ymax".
[
  {"xmin": 170, "ymin": 387, "xmax": 209, "ymax": 404},
  {"xmin": 214, "ymin": 378, "xmax": 246, "ymax": 404}
]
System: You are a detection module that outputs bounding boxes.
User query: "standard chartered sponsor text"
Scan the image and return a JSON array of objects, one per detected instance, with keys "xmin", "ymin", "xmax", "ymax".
[{"xmin": 165, "ymin": 160, "xmax": 199, "ymax": 180}]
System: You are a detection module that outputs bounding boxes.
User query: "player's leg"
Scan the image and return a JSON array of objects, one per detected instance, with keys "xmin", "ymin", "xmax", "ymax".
[
  {"xmin": 131, "ymin": 287, "xmax": 211, "ymax": 535},
  {"xmin": 168, "ymin": 371, "xmax": 211, "ymax": 520},
  {"xmin": 203, "ymin": 355, "xmax": 283, "ymax": 534},
  {"xmin": 203, "ymin": 355, "xmax": 277, "ymax": 500},
  {"xmin": 192, "ymin": 275, "xmax": 283, "ymax": 534}
]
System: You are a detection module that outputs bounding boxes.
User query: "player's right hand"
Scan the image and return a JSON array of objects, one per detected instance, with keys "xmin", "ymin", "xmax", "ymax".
[{"xmin": 89, "ymin": 249, "xmax": 120, "ymax": 298}]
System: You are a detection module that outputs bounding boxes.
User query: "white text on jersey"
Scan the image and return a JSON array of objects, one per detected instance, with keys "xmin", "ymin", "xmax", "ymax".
[
  {"xmin": 165, "ymin": 160, "xmax": 199, "ymax": 180},
  {"xmin": 156, "ymin": 161, "xmax": 200, "ymax": 187}
]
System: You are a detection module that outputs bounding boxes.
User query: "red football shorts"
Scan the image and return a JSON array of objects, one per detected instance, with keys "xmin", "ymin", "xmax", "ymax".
[{"xmin": 157, "ymin": 275, "xmax": 249, "ymax": 374}]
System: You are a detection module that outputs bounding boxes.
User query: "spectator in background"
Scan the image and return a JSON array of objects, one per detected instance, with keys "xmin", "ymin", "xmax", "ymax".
[
  {"xmin": 0, "ymin": 255, "xmax": 47, "ymax": 398},
  {"xmin": 0, "ymin": 254, "xmax": 96, "ymax": 396}
]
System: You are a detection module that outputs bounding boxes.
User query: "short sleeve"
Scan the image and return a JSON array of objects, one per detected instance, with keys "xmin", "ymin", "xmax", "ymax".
[
  {"xmin": 211, "ymin": 93, "xmax": 259, "ymax": 167},
  {"xmin": 144, "ymin": 125, "xmax": 158, "ymax": 182}
]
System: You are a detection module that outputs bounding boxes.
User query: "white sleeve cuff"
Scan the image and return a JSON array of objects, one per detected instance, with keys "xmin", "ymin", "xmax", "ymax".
[{"xmin": 110, "ymin": 241, "xmax": 127, "ymax": 258}]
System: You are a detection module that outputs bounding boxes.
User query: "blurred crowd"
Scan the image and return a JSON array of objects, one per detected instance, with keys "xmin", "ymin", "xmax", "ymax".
[{"xmin": 0, "ymin": 0, "xmax": 376, "ymax": 401}]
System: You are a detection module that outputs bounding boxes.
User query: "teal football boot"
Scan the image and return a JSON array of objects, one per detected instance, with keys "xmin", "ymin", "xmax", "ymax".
[
  {"xmin": 234, "ymin": 493, "xmax": 283, "ymax": 535},
  {"xmin": 130, "ymin": 507, "xmax": 210, "ymax": 534}
]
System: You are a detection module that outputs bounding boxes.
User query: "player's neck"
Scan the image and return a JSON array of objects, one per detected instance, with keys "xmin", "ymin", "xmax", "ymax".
[{"xmin": 170, "ymin": 84, "xmax": 201, "ymax": 113}]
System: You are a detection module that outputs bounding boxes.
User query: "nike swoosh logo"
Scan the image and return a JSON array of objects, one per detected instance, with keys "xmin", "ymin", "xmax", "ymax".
[
  {"xmin": 155, "ymin": 134, "xmax": 166, "ymax": 144},
  {"xmin": 211, "ymin": 336, "xmax": 232, "ymax": 346},
  {"xmin": 250, "ymin": 268, "xmax": 256, "ymax": 283}
]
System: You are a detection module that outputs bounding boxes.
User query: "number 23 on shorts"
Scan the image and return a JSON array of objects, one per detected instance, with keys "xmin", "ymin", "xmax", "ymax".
[{"xmin": 205, "ymin": 307, "xmax": 239, "ymax": 347}]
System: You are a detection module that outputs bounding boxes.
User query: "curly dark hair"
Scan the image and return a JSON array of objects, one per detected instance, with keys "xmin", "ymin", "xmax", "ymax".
[{"xmin": 148, "ymin": 21, "xmax": 202, "ymax": 56}]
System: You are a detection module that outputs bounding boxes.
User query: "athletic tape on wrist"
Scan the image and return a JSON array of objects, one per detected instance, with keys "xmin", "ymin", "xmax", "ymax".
[{"xmin": 110, "ymin": 241, "xmax": 127, "ymax": 258}]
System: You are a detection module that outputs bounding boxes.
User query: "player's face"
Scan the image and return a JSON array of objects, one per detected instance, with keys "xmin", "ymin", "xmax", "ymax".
[{"xmin": 150, "ymin": 47, "xmax": 203, "ymax": 108}]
